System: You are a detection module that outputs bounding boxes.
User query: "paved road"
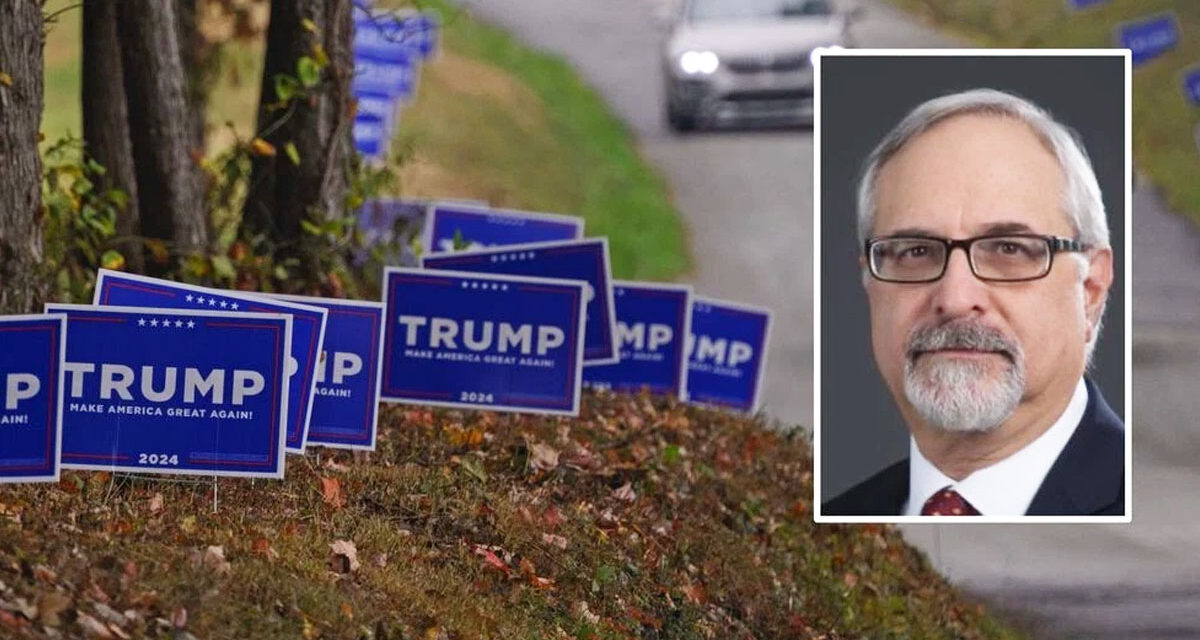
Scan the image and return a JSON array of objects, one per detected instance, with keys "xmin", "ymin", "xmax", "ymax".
[{"xmin": 462, "ymin": 0, "xmax": 1200, "ymax": 636}]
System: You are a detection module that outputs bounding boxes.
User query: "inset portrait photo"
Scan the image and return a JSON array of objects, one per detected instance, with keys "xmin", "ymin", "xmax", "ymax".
[{"xmin": 813, "ymin": 50, "xmax": 1131, "ymax": 523}]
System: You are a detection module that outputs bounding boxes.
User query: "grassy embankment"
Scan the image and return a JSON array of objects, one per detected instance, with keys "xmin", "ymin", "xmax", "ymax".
[
  {"xmin": 885, "ymin": 0, "xmax": 1200, "ymax": 226},
  {"xmin": 41, "ymin": 0, "xmax": 689, "ymax": 281},
  {"xmin": 0, "ymin": 395, "xmax": 1022, "ymax": 639}
]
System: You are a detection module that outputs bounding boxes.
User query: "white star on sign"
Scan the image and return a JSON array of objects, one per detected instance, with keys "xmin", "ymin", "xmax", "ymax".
[
  {"xmin": 149, "ymin": 319, "xmax": 158, "ymax": 327},
  {"xmin": 138, "ymin": 318, "xmax": 146, "ymax": 326},
  {"xmin": 187, "ymin": 320, "xmax": 196, "ymax": 329},
  {"xmin": 230, "ymin": 302, "xmax": 239, "ymax": 310},
  {"xmin": 208, "ymin": 299, "xmax": 216, "ymax": 306},
  {"xmin": 220, "ymin": 301, "xmax": 228, "ymax": 308},
  {"xmin": 174, "ymin": 320, "xmax": 183, "ymax": 328},
  {"xmin": 185, "ymin": 294, "xmax": 194, "ymax": 302},
  {"xmin": 196, "ymin": 296, "xmax": 206, "ymax": 305},
  {"xmin": 502, "ymin": 284, "xmax": 508, "ymax": 291},
  {"xmin": 161, "ymin": 318, "xmax": 172, "ymax": 328}
]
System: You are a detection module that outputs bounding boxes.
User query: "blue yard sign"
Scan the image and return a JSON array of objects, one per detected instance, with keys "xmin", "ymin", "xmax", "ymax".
[
  {"xmin": 381, "ymin": 267, "xmax": 586, "ymax": 415},
  {"xmin": 93, "ymin": 270, "xmax": 327, "ymax": 453},
  {"xmin": 354, "ymin": 114, "xmax": 390, "ymax": 161},
  {"xmin": 1184, "ymin": 65, "xmax": 1200, "ymax": 106},
  {"xmin": 1066, "ymin": 0, "xmax": 1108, "ymax": 10},
  {"xmin": 45, "ymin": 304, "xmax": 291, "ymax": 478},
  {"xmin": 271, "ymin": 295, "xmax": 385, "ymax": 451},
  {"xmin": 583, "ymin": 282, "xmax": 692, "ymax": 400},
  {"xmin": 422, "ymin": 238, "xmax": 618, "ymax": 364},
  {"xmin": 1117, "ymin": 13, "xmax": 1179, "ymax": 66},
  {"xmin": 353, "ymin": 52, "xmax": 415, "ymax": 101},
  {"xmin": 424, "ymin": 203, "xmax": 584, "ymax": 254},
  {"xmin": 685, "ymin": 297, "xmax": 771, "ymax": 413},
  {"xmin": 0, "ymin": 314, "xmax": 66, "ymax": 483}
]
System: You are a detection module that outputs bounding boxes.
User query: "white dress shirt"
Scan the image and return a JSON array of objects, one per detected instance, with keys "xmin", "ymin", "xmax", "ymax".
[{"xmin": 903, "ymin": 378, "xmax": 1089, "ymax": 516}]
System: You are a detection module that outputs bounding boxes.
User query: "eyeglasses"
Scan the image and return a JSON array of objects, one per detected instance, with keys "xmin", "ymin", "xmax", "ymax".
[{"xmin": 864, "ymin": 234, "xmax": 1088, "ymax": 283}]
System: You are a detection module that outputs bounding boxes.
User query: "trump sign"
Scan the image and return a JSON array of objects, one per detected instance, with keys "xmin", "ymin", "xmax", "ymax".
[
  {"xmin": 422, "ymin": 238, "xmax": 618, "ymax": 364},
  {"xmin": 271, "ymin": 295, "xmax": 385, "ymax": 451},
  {"xmin": 381, "ymin": 267, "xmax": 586, "ymax": 415},
  {"xmin": 424, "ymin": 203, "xmax": 583, "ymax": 254},
  {"xmin": 1117, "ymin": 13, "xmax": 1179, "ymax": 67},
  {"xmin": 685, "ymin": 297, "xmax": 772, "ymax": 413},
  {"xmin": 583, "ymin": 282, "xmax": 692, "ymax": 400},
  {"xmin": 45, "ymin": 305, "xmax": 291, "ymax": 478},
  {"xmin": 93, "ymin": 270, "xmax": 327, "ymax": 453},
  {"xmin": 0, "ymin": 314, "xmax": 66, "ymax": 483}
]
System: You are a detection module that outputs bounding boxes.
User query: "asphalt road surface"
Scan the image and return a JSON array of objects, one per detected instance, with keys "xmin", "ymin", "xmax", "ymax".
[{"xmin": 462, "ymin": 0, "xmax": 1200, "ymax": 636}]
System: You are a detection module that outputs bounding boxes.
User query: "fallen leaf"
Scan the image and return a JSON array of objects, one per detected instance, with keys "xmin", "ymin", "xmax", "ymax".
[
  {"xmin": 37, "ymin": 591, "xmax": 71, "ymax": 626},
  {"xmin": 340, "ymin": 602, "xmax": 354, "ymax": 619},
  {"xmin": 0, "ymin": 71, "xmax": 12, "ymax": 87},
  {"xmin": 543, "ymin": 506, "xmax": 565, "ymax": 529},
  {"xmin": 319, "ymin": 476, "xmax": 344, "ymax": 509},
  {"xmin": 542, "ymin": 533, "xmax": 568, "ymax": 550},
  {"xmin": 681, "ymin": 583, "xmax": 706, "ymax": 605},
  {"xmin": 612, "ymin": 482, "xmax": 636, "ymax": 502},
  {"xmin": 252, "ymin": 538, "xmax": 279, "ymax": 561},
  {"xmin": 148, "ymin": 493, "xmax": 163, "ymax": 514},
  {"xmin": 528, "ymin": 442, "xmax": 559, "ymax": 471},
  {"xmin": 629, "ymin": 607, "xmax": 662, "ymax": 630},
  {"xmin": 191, "ymin": 546, "xmax": 231, "ymax": 575},
  {"xmin": 571, "ymin": 601, "xmax": 600, "ymax": 625},
  {"xmin": 843, "ymin": 572, "xmax": 858, "ymax": 588},
  {"xmin": 77, "ymin": 612, "xmax": 114, "ymax": 638},
  {"xmin": 330, "ymin": 539, "xmax": 360, "ymax": 572},
  {"xmin": 530, "ymin": 575, "xmax": 555, "ymax": 590},
  {"xmin": 471, "ymin": 544, "xmax": 510, "ymax": 574},
  {"xmin": 172, "ymin": 607, "xmax": 188, "ymax": 629}
]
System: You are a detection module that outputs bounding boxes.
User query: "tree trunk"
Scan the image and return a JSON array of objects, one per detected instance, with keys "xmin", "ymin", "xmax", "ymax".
[
  {"xmin": 83, "ymin": 0, "xmax": 144, "ymax": 273},
  {"xmin": 0, "ymin": 0, "xmax": 45, "ymax": 314},
  {"xmin": 117, "ymin": 0, "xmax": 209, "ymax": 255},
  {"xmin": 175, "ymin": 0, "xmax": 208, "ymax": 153},
  {"xmin": 245, "ymin": 0, "xmax": 353, "ymax": 273}
]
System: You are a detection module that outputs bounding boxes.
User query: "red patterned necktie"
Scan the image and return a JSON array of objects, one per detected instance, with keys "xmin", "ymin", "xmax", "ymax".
[{"xmin": 921, "ymin": 486, "xmax": 980, "ymax": 516}]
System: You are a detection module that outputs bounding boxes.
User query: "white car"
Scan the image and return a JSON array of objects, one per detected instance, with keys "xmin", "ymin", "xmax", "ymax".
[{"xmin": 661, "ymin": 0, "xmax": 859, "ymax": 131}]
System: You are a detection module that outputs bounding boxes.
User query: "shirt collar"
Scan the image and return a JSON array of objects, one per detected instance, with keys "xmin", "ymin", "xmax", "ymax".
[{"xmin": 903, "ymin": 378, "xmax": 1089, "ymax": 516}]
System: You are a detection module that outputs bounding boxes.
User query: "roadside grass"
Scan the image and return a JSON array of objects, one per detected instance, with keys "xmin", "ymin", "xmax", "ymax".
[
  {"xmin": 0, "ymin": 392, "xmax": 1023, "ymax": 639},
  {"xmin": 39, "ymin": 0, "xmax": 690, "ymax": 281},
  {"xmin": 884, "ymin": 0, "xmax": 1200, "ymax": 226}
]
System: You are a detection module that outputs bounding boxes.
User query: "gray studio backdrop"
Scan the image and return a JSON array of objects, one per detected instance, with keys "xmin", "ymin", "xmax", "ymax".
[{"xmin": 818, "ymin": 54, "xmax": 1127, "ymax": 502}]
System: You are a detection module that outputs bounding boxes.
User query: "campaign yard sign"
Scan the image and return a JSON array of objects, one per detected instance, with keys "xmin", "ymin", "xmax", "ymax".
[
  {"xmin": 582, "ymin": 282, "xmax": 691, "ymax": 400},
  {"xmin": 1066, "ymin": 0, "xmax": 1108, "ymax": 9},
  {"xmin": 685, "ymin": 297, "xmax": 771, "ymax": 414},
  {"xmin": 424, "ymin": 203, "xmax": 584, "ymax": 254},
  {"xmin": 1117, "ymin": 13, "xmax": 1179, "ymax": 66},
  {"xmin": 45, "ymin": 305, "xmax": 291, "ymax": 479},
  {"xmin": 381, "ymin": 267, "xmax": 586, "ymax": 415},
  {"xmin": 353, "ymin": 52, "xmax": 415, "ymax": 101},
  {"xmin": 271, "ymin": 295, "xmax": 384, "ymax": 451},
  {"xmin": 1184, "ymin": 65, "xmax": 1200, "ymax": 106},
  {"xmin": 93, "ymin": 270, "xmax": 327, "ymax": 453},
  {"xmin": 422, "ymin": 238, "xmax": 618, "ymax": 364},
  {"xmin": 0, "ymin": 314, "xmax": 66, "ymax": 483},
  {"xmin": 354, "ymin": 114, "xmax": 390, "ymax": 161}
]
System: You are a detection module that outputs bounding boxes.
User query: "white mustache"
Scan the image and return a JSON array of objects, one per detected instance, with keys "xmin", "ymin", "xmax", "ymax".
[{"xmin": 906, "ymin": 320, "xmax": 1020, "ymax": 361}]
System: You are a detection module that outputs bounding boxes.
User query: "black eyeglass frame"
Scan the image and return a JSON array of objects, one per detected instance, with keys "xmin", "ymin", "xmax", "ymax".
[{"xmin": 863, "ymin": 233, "xmax": 1090, "ymax": 283}]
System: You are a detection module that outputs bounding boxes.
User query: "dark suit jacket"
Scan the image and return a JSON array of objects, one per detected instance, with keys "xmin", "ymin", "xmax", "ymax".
[{"xmin": 822, "ymin": 378, "xmax": 1125, "ymax": 516}]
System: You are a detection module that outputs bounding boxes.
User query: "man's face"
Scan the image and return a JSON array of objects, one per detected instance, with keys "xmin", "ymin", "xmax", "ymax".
[{"xmin": 865, "ymin": 113, "xmax": 1112, "ymax": 433}]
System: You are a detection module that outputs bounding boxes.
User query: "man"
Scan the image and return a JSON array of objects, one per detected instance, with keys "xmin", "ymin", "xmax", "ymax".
[{"xmin": 823, "ymin": 88, "xmax": 1124, "ymax": 517}]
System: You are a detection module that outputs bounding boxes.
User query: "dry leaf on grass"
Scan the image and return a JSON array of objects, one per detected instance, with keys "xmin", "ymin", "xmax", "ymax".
[
  {"xmin": 528, "ymin": 442, "xmax": 559, "ymax": 471},
  {"xmin": 612, "ymin": 482, "xmax": 636, "ymax": 502},
  {"xmin": 319, "ymin": 476, "xmax": 344, "ymax": 509},
  {"xmin": 190, "ymin": 546, "xmax": 231, "ymax": 575},
  {"xmin": 330, "ymin": 539, "xmax": 360, "ymax": 572},
  {"xmin": 542, "ymin": 533, "xmax": 568, "ymax": 550}
]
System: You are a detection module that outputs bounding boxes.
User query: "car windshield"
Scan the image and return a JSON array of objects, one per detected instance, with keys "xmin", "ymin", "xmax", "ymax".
[{"xmin": 689, "ymin": 0, "xmax": 833, "ymax": 22}]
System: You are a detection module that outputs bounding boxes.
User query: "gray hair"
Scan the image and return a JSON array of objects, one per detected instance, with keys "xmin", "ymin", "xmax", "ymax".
[
  {"xmin": 855, "ymin": 88, "xmax": 1110, "ymax": 249},
  {"xmin": 856, "ymin": 88, "xmax": 1112, "ymax": 363}
]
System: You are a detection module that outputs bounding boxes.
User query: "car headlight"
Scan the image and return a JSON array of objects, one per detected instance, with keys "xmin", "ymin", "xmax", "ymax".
[
  {"xmin": 810, "ymin": 45, "xmax": 843, "ymax": 66},
  {"xmin": 679, "ymin": 50, "xmax": 719, "ymax": 75}
]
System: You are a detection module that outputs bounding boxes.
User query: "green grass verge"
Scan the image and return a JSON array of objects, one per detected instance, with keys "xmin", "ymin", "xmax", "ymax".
[
  {"xmin": 40, "ymin": 0, "xmax": 691, "ymax": 281},
  {"xmin": 885, "ymin": 0, "xmax": 1200, "ymax": 226}
]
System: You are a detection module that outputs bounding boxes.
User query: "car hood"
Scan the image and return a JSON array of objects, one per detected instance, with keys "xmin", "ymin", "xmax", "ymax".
[{"xmin": 667, "ymin": 18, "xmax": 846, "ymax": 58}]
